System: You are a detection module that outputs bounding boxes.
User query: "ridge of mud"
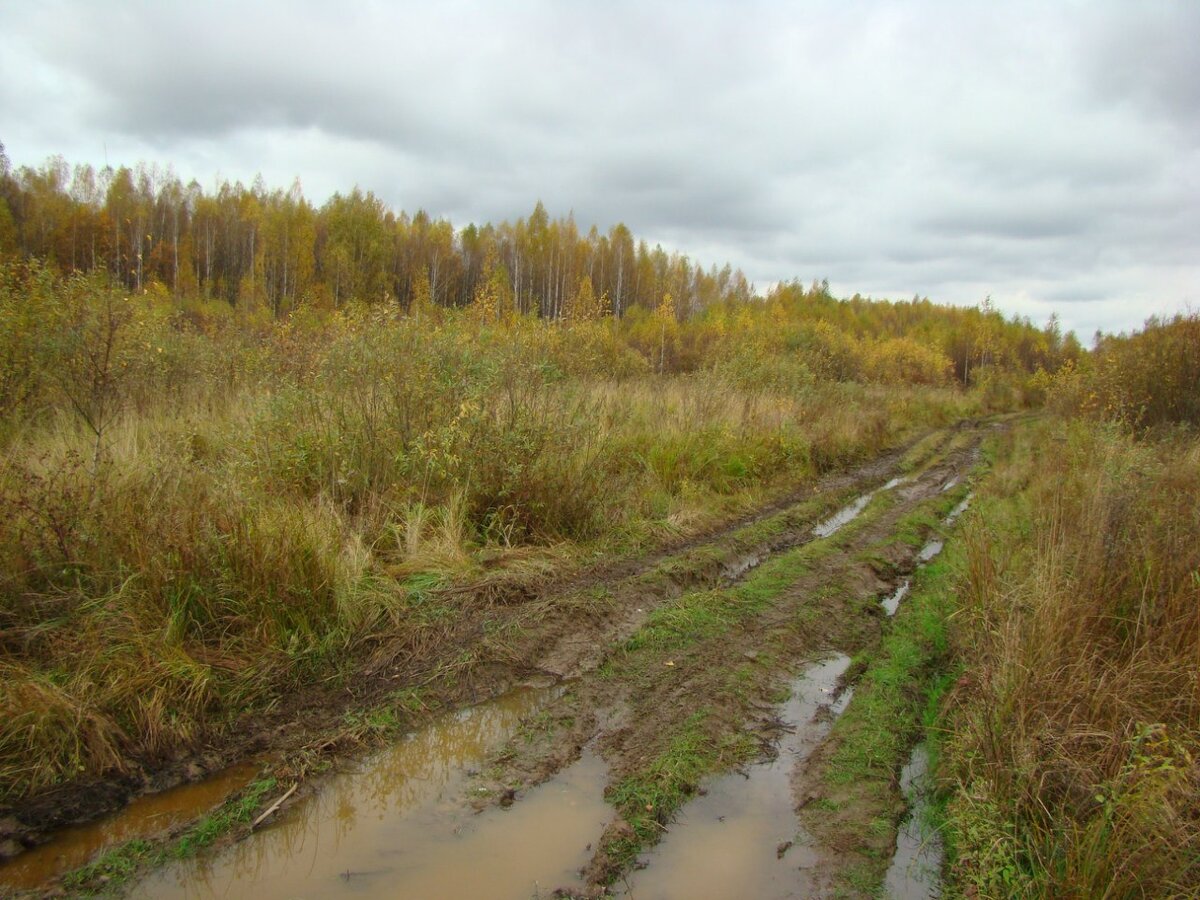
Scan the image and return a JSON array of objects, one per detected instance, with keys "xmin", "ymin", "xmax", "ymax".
[{"xmin": 463, "ymin": 433, "xmax": 987, "ymax": 894}]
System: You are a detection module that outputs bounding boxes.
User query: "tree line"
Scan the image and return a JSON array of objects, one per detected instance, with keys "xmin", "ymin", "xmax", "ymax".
[{"xmin": 0, "ymin": 145, "xmax": 754, "ymax": 321}]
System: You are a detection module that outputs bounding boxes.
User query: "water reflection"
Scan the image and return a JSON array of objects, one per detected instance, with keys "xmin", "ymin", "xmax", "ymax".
[
  {"xmin": 881, "ymin": 579, "xmax": 911, "ymax": 616},
  {"xmin": 883, "ymin": 744, "xmax": 942, "ymax": 899},
  {"xmin": 623, "ymin": 656, "xmax": 853, "ymax": 900},
  {"xmin": 812, "ymin": 494, "xmax": 874, "ymax": 539},
  {"xmin": 136, "ymin": 685, "xmax": 614, "ymax": 899},
  {"xmin": 0, "ymin": 763, "xmax": 260, "ymax": 893}
]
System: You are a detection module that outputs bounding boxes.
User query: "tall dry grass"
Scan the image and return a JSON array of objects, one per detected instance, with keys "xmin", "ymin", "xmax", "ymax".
[
  {"xmin": 942, "ymin": 421, "xmax": 1200, "ymax": 897},
  {"xmin": 0, "ymin": 278, "xmax": 983, "ymax": 800}
]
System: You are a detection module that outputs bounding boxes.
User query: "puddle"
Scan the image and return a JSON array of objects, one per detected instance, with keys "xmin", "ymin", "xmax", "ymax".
[
  {"xmin": 939, "ymin": 476, "xmax": 959, "ymax": 493},
  {"xmin": 811, "ymin": 471, "xmax": 915, "ymax": 541},
  {"xmin": 917, "ymin": 492, "xmax": 974, "ymax": 565},
  {"xmin": 725, "ymin": 475, "xmax": 909, "ymax": 581},
  {"xmin": 917, "ymin": 537, "xmax": 944, "ymax": 563},
  {"xmin": 943, "ymin": 493, "xmax": 972, "ymax": 525},
  {"xmin": 812, "ymin": 493, "xmax": 874, "ymax": 539},
  {"xmin": 133, "ymin": 684, "xmax": 613, "ymax": 899},
  {"xmin": 0, "ymin": 762, "xmax": 261, "ymax": 893},
  {"xmin": 881, "ymin": 579, "xmax": 911, "ymax": 616},
  {"xmin": 722, "ymin": 551, "xmax": 765, "ymax": 581},
  {"xmin": 622, "ymin": 655, "xmax": 852, "ymax": 900},
  {"xmin": 883, "ymin": 743, "xmax": 943, "ymax": 899}
]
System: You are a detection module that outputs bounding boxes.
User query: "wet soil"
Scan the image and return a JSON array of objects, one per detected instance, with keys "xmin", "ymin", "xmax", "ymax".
[
  {"xmin": 466, "ymin": 429, "xmax": 985, "ymax": 895},
  {"xmin": 786, "ymin": 488, "xmax": 977, "ymax": 898},
  {"xmin": 0, "ymin": 420, "xmax": 990, "ymax": 896},
  {"xmin": 619, "ymin": 655, "xmax": 853, "ymax": 899}
]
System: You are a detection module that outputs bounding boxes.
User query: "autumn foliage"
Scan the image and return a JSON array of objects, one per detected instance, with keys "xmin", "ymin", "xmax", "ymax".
[
  {"xmin": 1048, "ymin": 312, "xmax": 1200, "ymax": 434},
  {"xmin": 0, "ymin": 154, "xmax": 1080, "ymax": 804}
]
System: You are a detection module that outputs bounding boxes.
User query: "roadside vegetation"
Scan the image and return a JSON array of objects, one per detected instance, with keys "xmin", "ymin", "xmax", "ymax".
[
  {"xmin": 0, "ymin": 250, "xmax": 1063, "ymax": 809},
  {"xmin": 3, "ymin": 150, "xmax": 1194, "ymax": 900},
  {"xmin": 787, "ymin": 314, "xmax": 1196, "ymax": 900},
  {"xmin": 790, "ymin": 313, "xmax": 1200, "ymax": 899},
  {"xmin": 933, "ymin": 314, "xmax": 1200, "ymax": 898},
  {"xmin": 0, "ymin": 152, "xmax": 1098, "ymax": 894}
]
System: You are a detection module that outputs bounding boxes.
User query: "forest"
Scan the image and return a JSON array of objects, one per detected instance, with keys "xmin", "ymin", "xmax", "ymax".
[{"xmin": 0, "ymin": 150, "xmax": 1196, "ymax": 899}]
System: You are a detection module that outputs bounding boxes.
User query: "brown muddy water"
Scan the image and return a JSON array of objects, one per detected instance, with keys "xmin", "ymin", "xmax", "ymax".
[
  {"xmin": 620, "ymin": 655, "xmax": 853, "ymax": 900},
  {"xmin": 133, "ymin": 684, "xmax": 614, "ymax": 899},
  {"xmin": 0, "ymin": 763, "xmax": 261, "ymax": 893}
]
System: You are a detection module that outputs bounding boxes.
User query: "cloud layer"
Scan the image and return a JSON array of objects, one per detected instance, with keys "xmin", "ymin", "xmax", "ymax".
[{"xmin": 2, "ymin": 0, "xmax": 1197, "ymax": 336}]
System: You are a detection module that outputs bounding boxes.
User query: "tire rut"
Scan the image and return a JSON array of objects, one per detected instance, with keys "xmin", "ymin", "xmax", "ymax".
[{"xmin": 465, "ymin": 425, "xmax": 991, "ymax": 894}]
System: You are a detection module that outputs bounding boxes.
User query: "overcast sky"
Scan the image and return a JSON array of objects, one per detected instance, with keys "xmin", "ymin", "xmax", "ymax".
[{"xmin": 2, "ymin": 1, "xmax": 1197, "ymax": 337}]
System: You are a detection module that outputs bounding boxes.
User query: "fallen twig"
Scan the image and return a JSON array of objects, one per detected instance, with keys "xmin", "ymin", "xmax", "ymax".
[{"xmin": 251, "ymin": 782, "xmax": 298, "ymax": 830}]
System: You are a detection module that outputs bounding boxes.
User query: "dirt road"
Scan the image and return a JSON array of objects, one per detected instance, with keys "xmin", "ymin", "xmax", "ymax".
[{"xmin": 1, "ymin": 421, "xmax": 991, "ymax": 897}]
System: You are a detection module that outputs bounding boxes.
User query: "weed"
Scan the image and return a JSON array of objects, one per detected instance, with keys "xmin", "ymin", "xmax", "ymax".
[{"xmin": 938, "ymin": 418, "xmax": 1200, "ymax": 896}]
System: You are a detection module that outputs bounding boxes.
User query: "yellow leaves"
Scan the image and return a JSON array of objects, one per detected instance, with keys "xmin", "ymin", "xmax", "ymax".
[
  {"xmin": 655, "ymin": 291, "xmax": 676, "ymax": 323},
  {"xmin": 567, "ymin": 275, "xmax": 604, "ymax": 323}
]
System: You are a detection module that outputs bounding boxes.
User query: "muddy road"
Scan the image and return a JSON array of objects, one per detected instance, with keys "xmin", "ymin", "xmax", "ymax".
[{"xmin": 0, "ymin": 421, "xmax": 992, "ymax": 898}]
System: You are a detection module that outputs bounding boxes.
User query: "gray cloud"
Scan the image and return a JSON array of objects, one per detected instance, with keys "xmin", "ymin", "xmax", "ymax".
[{"xmin": 1, "ymin": 0, "xmax": 1197, "ymax": 337}]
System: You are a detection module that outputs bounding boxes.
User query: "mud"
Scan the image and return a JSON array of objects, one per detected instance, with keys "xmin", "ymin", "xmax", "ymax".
[
  {"xmin": 134, "ymin": 685, "xmax": 605, "ymax": 899},
  {"xmin": 620, "ymin": 656, "xmax": 853, "ymax": 899},
  {"xmin": 917, "ymin": 493, "xmax": 973, "ymax": 564},
  {"xmin": 883, "ymin": 744, "xmax": 942, "ymax": 899},
  {"xmin": 811, "ymin": 492, "xmax": 875, "ymax": 538},
  {"xmin": 0, "ymin": 762, "xmax": 259, "ymax": 893},
  {"xmin": 471, "ymin": 429, "xmax": 986, "ymax": 894},
  {"xmin": 3, "ymin": 421, "xmax": 991, "ymax": 895}
]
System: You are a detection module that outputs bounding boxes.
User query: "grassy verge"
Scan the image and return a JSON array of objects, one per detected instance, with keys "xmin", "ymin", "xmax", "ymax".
[{"xmin": 935, "ymin": 419, "xmax": 1200, "ymax": 897}]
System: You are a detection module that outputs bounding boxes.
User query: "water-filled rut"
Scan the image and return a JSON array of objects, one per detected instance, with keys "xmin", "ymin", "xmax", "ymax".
[
  {"xmin": 0, "ymin": 424, "xmax": 989, "ymax": 898},
  {"xmin": 130, "ymin": 684, "xmax": 619, "ymax": 899},
  {"xmin": 621, "ymin": 655, "xmax": 853, "ymax": 899},
  {"xmin": 0, "ymin": 763, "xmax": 260, "ymax": 893}
]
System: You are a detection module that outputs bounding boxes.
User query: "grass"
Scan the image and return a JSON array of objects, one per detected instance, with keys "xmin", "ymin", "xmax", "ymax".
[
  {"xmin": 0, "ymin": 298, "xmax": 982, "ymax": 802},
  {"xmin": 797, "ymin": 483, "xmax": 974, "ymax": 896},
  {"xmin": 935, "ymin": 419, "xmax": 1200, "ymax": 897},
  {"xmin": 608, "ymin": 489, "xmax": 893, "ymax": 674},
  {"xmin": 60, "ymin": 776, "xmax": 277, "ymax": 895},
  {"xmin": 796, "ymin": 392, "xmax": 1200, "ymax": 899},
  {"xmin": 605, "ymin": 712, "xmax": 756, "ymax": 873},
  {"xmin": 584, "ymin": 460, "xmax": 977, "ymax": 883}
]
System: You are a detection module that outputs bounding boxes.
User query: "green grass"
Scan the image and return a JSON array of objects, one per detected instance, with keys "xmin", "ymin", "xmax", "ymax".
[
  {"xmin": 170, "ymin": 777, "xmax": 277, "ymax": 858},
  {"xmin": 61, "ymin": 776, "xmax": 277, "ymax": 894},
  {"xmin": 796, "ymin": 480, "xmax": 978, "ymax": 896},
  {"xmin": 825, "ymin": 554, "xmax": 955, "ymax": 789},
  {"xmin": 604, "ymin": 712, "xmax": 756, "ymax": 874}
]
